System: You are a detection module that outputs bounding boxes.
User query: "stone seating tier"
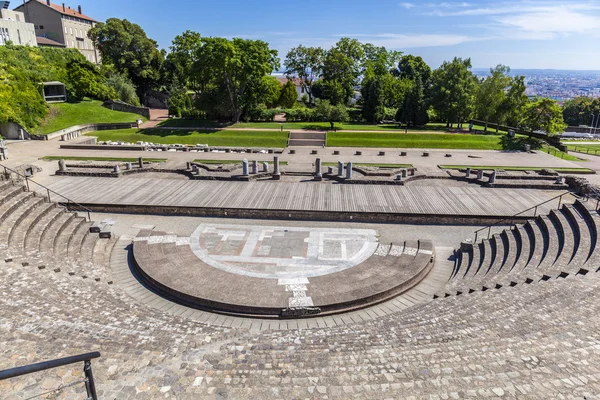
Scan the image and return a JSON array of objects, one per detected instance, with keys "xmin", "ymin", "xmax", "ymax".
[{"xmin": 438, "ymin": 199, "xmax": 600, "ymax": 297}]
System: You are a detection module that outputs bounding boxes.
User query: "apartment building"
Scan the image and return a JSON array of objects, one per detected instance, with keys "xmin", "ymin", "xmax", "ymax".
[
  {"xmin": 0, "ymin": 6, "xmax": 37, "ymax": 46},
  {"xmin": 15, "ymin": 0, "xmax": 100, "ymax": 63}
]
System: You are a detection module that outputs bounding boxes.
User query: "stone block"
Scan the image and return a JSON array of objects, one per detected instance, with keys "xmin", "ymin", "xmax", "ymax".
[
  {"xmin": 90, "ymin": 222, "xmax": 103, "ymax": 233},
  {"xmin": 99, "ymin": 225, "xmax": 113, "ymax": 239}
]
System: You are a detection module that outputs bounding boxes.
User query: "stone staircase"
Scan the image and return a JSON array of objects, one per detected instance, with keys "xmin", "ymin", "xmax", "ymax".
[
  {"xmin": 437, "ymin": 198, "xmax": 600, "ymax": 298},
  {"xmin": 288, "ymin": 130, "xmax": 326, "ymax": 146},
  {"xmin": 0, "ymin": 179, "xmax": 115, "ymax": 282}
]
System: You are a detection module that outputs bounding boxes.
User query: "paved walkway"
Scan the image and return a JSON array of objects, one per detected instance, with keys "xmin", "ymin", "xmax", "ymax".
[
  {"xmin": 48, "ymin": 176, "xmax": 570, "ymax": 217},
  {"xmin": 138, "ymin": 109, "xmax": 168, "ymax": 129}
]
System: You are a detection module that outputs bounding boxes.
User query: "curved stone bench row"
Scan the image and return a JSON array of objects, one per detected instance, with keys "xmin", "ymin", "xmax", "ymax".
[
  {"xmin": 0, "ymin": 180, "xmax": 110, "ymax": 281},
  {"xmin": 132, "ymin": 229, "xmax": 435, "ymax": 318},
  {"xmin": 437, "ymin": 199, "xmax": 600, "ymax": 298}
]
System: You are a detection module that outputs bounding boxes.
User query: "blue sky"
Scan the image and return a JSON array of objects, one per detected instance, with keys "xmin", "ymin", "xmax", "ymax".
[{"xmin": 73, "ymin": 0, "xmax": 600, "ymax": 70}]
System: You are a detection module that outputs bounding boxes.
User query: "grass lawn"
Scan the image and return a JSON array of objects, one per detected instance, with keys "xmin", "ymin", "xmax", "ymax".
[
  {"xmin": 193, "ymin": 159, "xmax": 289, "ymax": 165},
  {"xmin": 86, "ymin": 128, "xmax": 289, "ymax": 147},
  {"xmin": 543, "ymin": 146, "xmax": 586, "ymax": 161},
  {"xmin": 322, "ymin": 162, "xmax": 413, "ymax": 168},
  {"xmin": 439, "ymin": 165, "xmax": 595, "ymax": 173},
  {"xmin": 327, "ymin": 132, "xmax": 504, "ymax": 150},
  {"xmin": 565, "ymin": 144, "xmax": 600, "ymax": 155},
  {"xmin": 36, "ymin": 99, "xmax": 144, "ymax": 134},
  {"xmin": 163, "ymin": 119, "xmax": 503, "ymax": 133},
  {"xmin": 41, "ymin": 156, "xmax": 166, "ymax": 163}
]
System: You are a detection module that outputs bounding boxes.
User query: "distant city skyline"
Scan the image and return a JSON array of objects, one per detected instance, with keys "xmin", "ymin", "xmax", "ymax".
[{"xmin": 42, "ymin": 0, "xmax": 600, "ymax": 70}]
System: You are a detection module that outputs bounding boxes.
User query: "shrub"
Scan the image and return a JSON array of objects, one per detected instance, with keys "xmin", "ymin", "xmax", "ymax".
[{"xmin": 106, "ymin": 73, "xmax": 140, "ymax": 106}]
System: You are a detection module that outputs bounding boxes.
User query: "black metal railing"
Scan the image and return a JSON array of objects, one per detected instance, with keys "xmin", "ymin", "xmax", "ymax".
[
  {"xmin": 474, "ymin": 191, "xmax": 579, "ymax": 242},
  {"xmin": 1, "ymin": 163, "xmax": 92, "ymax": 222},
  {"xmin": 0, "ymin": 352, "xmax": 101, "ymax": 400}
]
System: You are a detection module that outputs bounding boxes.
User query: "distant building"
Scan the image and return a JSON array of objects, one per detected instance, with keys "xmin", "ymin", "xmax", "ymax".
[
  {"xmin": 14, "ymin": 0, "xmax": 100, "ymax": 63},
  {"xmin": 276, "ymin": 76, "xmax": 305, "ymax": 101},
  {"xmin": 0, "ymin": 6, "xmax": 37, "ymax": 46}
]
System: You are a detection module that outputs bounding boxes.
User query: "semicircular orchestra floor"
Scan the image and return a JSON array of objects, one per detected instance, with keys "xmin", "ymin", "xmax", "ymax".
[{"xmin": 131, "ymin": 224, "xmax": 436, "ymax": 318}]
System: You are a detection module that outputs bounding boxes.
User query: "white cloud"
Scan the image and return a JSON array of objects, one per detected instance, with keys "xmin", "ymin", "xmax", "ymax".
[
  {"xmin": 426, "ymin": 2, "xmax": 600, "ymax": 17},
  {"xmin": 333, "ymin": 33, "xmax": 478, "ymax": 48},
  {"xmin": 400, "ymin": 2, "xmax": 415, "ymax": 9},
  {"xmin": 496, "ymin": 8, "xmax": 600, "ymax": 33}
]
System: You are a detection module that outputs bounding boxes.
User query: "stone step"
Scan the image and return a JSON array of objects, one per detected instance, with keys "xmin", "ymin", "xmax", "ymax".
[
  {"xmin": 0, "ymin": 190, "xmax": 32, "ymax": 225},
  {"xmin": 24, "ymin": 206, "xmax": 65, "ymax": 257},
  {"xmin": 67, "ymin": 220, "xmax": 93, "ymax": 261},
  {"xmin": 39, "ymin": 212, "xmax": 74, "ymax": 260},
  {"xmin": 563, "ymin": 204, "xmax": 591, "ymax": 268},
  {"xmin": 53, "ymin": 216, "xmax": 86, "ymax": 262},
  {"xmin": 535, "ymin": 215, "xmax": 560, "ymax": 272},
  {"xmin": 8, "ymin": 202, "xmax": 56, "ymax": 252},
  {"xmin": 0, "ymin": 195, "xmax": 44, "ymax": 253}
]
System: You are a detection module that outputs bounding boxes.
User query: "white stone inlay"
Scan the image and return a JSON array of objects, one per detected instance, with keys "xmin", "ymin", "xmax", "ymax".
[
  {"xmin": 189, "ymin": 225, "xmax": 379, "ymax": 279},
  {"xmin": 404, "ymin": 247, "xmax": 418, "ymax": 256}
]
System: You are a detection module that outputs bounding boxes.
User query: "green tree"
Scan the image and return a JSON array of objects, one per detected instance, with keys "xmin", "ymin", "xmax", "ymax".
[
  {"xmin": 361, "ymin": 68, "xmax": 385, "ymax": 123},
  {"xmin": 284, "ymin": 45, "xmax": 325, "ymax": 105},
  {"xmin": 66, "ymin": 59, "xmax": 114, "ymax": 101},
  {"xmin": 430, "ymin": 57, "xmax": 477, "ymax": 127},
  {"xmin": 194, "ymin": 37, "xmax": 279, "ymax": 122},
  {"xmin": 165, "ymin": 30, "xmax": 202, "ymax": 92},
  {"xmin": 475, "ymin": 65, "xmax": 512, "ymax": 131},
  {"xmin": 501, "ymin": 75, "xmax": 528, "ymax": 127},
  {"xmin": 320, "ymin": 38, "xmax": 364, "ymax": 105},
  {"xmin": 522, "ymin": 98, "xmax": 567, "ymax": 135},
  {"xmin": 397, "ymin": 55, "xmax": 431, "ymax": 86},
  {"xmin": 279, "ymin": 79, "xmax": 298, "ymax": 108},
  {"xmin": 89, "ymin": 18, "xmax": 164, "ymax": 99},
  {"xmin": 562, "ymin": 97, "xmax": 600, "ymax": 126},
  {"xmin": 314, "ymin": 100, "xmax": 349, "ymax": 130},
  {"xmin": 397, "ymin": 76, "xmax": 428, "ymax": 126}
]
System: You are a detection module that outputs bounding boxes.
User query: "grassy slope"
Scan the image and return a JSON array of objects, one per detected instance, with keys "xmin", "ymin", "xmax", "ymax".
[
  {"xmin": 87, "ymin": 128, "xmax": 289, "ymax": 147},
  {"xmin": 36, "ymin": 99, "xmax": 144, "ymax": 134},
  {"xmin": 327, "ymin": 132, "xmax": 504, "ymax": 149}
]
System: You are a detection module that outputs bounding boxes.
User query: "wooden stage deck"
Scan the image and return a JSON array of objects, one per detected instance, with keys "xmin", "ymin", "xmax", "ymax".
[{"xmin": 47, "ymin": 177, "xmax": 572, "ymax": 218}]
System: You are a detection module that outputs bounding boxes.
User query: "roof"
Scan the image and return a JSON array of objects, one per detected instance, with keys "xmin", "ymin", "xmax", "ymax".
[
  {"xmin": 24, "ymin": 0, "xmax": 96, "ymax": 22},
  {"xmin": 41, "ymin": 81, "xmax": 65, "ymax": 86},
  {"xmin": 36, "ymin": 35, "xmax": 65, "ymax": 47},
  {"xmin": 276, "ymin": 76, "xmax": 304, "ymax": 86}
]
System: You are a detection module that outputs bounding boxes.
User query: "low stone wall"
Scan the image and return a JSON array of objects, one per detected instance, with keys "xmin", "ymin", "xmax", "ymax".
[
  {"xmin": 63, "ymin": 202, "xmax": 534, "ymax": 226},
  {"xmin": 103, "ymin": 100, "xmax": 151, "ymax": 119},
  {"xmin": 60, "ymin": 144, "xmax": 145, "ymax": 151},
  {"xmin": 44, "ymin": 123, "xmax": 137, "ymax": 141}
]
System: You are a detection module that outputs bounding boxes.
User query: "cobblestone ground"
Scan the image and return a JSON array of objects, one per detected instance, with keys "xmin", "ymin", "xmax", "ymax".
[{"xmin": 2, "ymin": 256, "xmax": 600, "ymax": 399}]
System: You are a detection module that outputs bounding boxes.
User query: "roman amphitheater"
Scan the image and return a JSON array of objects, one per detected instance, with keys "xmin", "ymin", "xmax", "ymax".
[{"xmin": 2, "ymin": 137, "xmax": 600, "ymax": 399}]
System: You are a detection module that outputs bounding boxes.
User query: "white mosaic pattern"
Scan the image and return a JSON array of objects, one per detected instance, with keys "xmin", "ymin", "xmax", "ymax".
[{"xmin": 189, "ymin": 225, "xmax": 379, "ymax": 279}]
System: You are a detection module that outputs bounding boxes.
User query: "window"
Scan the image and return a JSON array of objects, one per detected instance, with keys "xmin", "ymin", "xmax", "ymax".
[
  {"xmin": 39, "ymin": 25, "xmax": 44, "ymax": 30},
  {"xmin": 17, "ymin": 29, "xmax": 21, "ymax": 45},
  {"xmin": 16, "ymin": 14, "xmax": 20, "ymax": 22},
  {"xmin": 64, "ymin": 25, "xmax": 67, "ymax": 34},
  {"xmin": 70, "ymin": 27, "xmax": 72, "ymax": 35}
]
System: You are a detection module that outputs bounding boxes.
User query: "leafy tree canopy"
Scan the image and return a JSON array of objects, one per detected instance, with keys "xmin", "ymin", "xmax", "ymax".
[{"xmin": 89, "ymin": 18, "xmax": 164, "ymax": 98}]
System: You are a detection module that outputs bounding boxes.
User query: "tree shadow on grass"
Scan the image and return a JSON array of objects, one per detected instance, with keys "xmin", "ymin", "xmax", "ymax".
[
  {"xmin": 500, "ymin": 135, "xmax": 544, "ymax": 151},
  {"xmin": 138, "ymin": 128, "xmax": 230, "ymax": 138}
]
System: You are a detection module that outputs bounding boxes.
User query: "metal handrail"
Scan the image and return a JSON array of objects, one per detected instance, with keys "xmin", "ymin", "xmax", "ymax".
[
  {"xmin": 474, "ymin": 191, "xmax": 579, "ymax": 242},
  {"xmin": 1, "ymin": 163, "xmax": 92, "ymax": 222},
  {"xmin": 0, "ymin": 352, "xmax": 100, "ymax": 400}
]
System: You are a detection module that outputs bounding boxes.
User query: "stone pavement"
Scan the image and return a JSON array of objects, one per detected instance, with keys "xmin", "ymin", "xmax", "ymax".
[{"xmin": 2, "ymin": 178, "xmax": 600, "ymax": 398}]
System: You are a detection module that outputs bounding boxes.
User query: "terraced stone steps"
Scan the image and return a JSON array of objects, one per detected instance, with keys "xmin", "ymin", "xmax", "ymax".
[
  {"xmin": 0, "ymin": 180, "xmax": 110, "ymax": 282},
  {"xmin": 437, "ymin": 199, "xmax": 600, "ymax": 298}
]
